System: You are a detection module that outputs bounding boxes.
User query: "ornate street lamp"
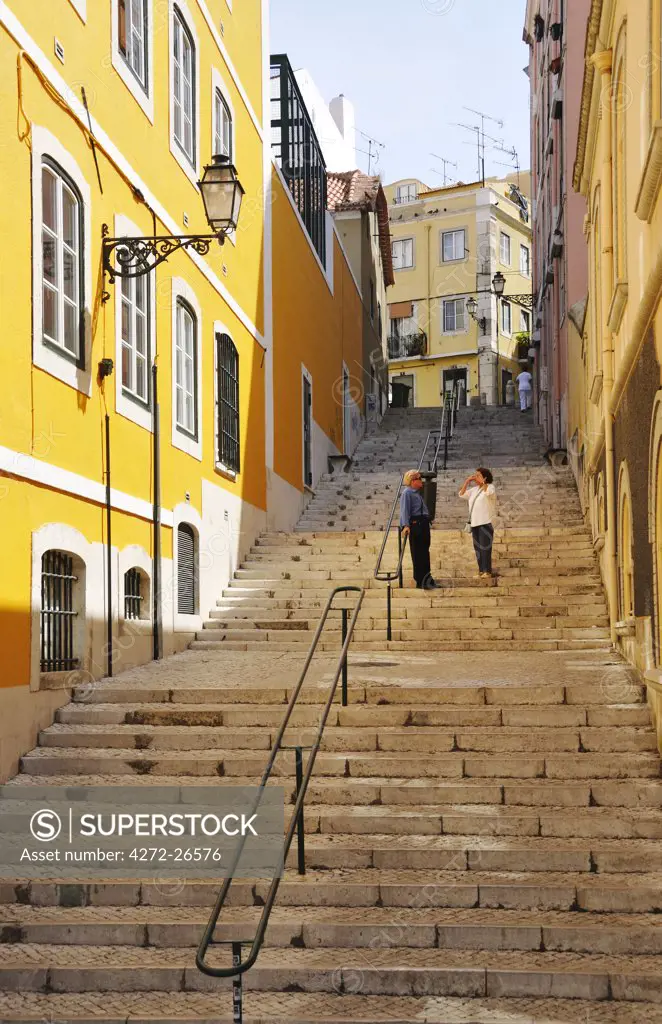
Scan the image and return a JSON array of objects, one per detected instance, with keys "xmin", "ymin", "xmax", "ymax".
[
  {"xmin": 466, "ymin": 295, "xmax": 487, "ymax": 333},
  {"xmin": 492, "ymin": 271, "xmax": 506, "ymax": 298},
  {"xmin": 102, "ymin": 155, "xmax": 245, "ymax": 292},
  {"xmin": 492, "ymin": 270, "xmax": 533, "ymax": 307}
]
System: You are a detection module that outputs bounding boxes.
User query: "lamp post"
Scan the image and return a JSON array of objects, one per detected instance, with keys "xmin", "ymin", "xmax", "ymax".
[
  {"xmin": 491, "ymin": 271, "xmax": 505, "ymax": 405},
  {"xmin": 101, "ymin": 155, "xmax": 245, "ymax": 294}
]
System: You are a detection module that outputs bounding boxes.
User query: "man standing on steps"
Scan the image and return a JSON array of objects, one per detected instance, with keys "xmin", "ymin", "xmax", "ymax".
[
  {"xmin": 400, "ymin": 470, "xmax": 440, "ymax": 590},
  {"xmin": 516, "ymin": 369, "xmax": 533, "ymax": 411}
]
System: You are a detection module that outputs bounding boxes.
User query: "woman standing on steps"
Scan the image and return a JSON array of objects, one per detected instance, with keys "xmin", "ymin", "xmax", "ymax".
[{"xmin": 459, "ymin": 468, "xmax": 497, "ymax": 579}]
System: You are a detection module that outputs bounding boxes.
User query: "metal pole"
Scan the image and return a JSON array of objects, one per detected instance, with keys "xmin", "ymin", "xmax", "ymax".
[
  {"xmin": 152, "ymin": 364, "xmax": 162, "ymax": 661},
  {"xmin": 387, "ymin": 583, "xmax": 392, "ymax": 642},
  {"xmin": 104, "ymin": 414, "xmax": 113, "ymax": 678},
  {"xmin": 341, "ymin": 608, "xmax": 348, "ymax": 707},
  {"xmin": 232, "ymin": 942, "xmax": 243, "ymax": 1024},
  {"xmin": 295, "ymin": 746, "xmax": 306, "ymax": 875}
]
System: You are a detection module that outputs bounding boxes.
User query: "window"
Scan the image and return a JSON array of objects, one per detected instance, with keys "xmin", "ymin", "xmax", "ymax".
[
  {"xmin": 172, "ymin": 8, "xmax": 195, "ymax": 164},
  {"xmin": 392, "ymin": 238, "xmax": 414, "ymax": 270},
  {"xmin": 120, "ymin": 270, "xmax": 149, "ymax": 404},
  {"xmin": 443, "ymin": 298, "xmax": 466, "ymax": 333},
  {"xmin": 214, "ymin": 88, "xmax": 232, "ymax": 159},
  {"xmin": 500, "ymin": 232, "xmax": 511, "ymax": 265},
  {"xmin": 175, "ymin": 300, "xmax": 198, "ymax": 439},
  {"xmin": 520, "ymin": 243, "xmax": 531, "ymax": 276},
  {"xmin": 177, "ymin": 523, "xmax": 197, "ymax": 615},
  {"xmin": 395, "ymin": 183, "xmax": 417, "ymax": 204},
  {"xmin": 501, "ymin": 300, "xmax": 512, "ymax": 334},
  {"xmin": 520, "ymin": 309, "xmax": 531, "ymax": 334},
  {"xmin": 216, "ymin": 333, "xmax": 240, "ymax": 473},
  {"xmin": 41, "ymin": 160, "xmax": 83, "ymax": 362},
  {"xmin": 41, "ymin": 550, "xmax": 79, "ymax": 672},
  {"xmin": 118, "ymin": 0, "xmax": 148, "ymax": 89},
  {"xmin": 124, "ymin": 567, "xmax": 145, "ymax": 620},
  {"xmin": 370, "ymin": 279, "xmax": 375, "ymax": 322},
  {"xmin": 442, "ymin": 229, "xmax": 466, "ymax": 262}
]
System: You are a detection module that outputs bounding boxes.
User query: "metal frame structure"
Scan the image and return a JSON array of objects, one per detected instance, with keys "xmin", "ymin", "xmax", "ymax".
[{"xmin": 270, "ymin": 54, "xmax": 328, "ymax": 266}]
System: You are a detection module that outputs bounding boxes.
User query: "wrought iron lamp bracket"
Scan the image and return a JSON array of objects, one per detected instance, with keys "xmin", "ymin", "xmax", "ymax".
[
  {"xmin": 504, "ymin": 294, "xmax": 534, "ymax": 309},
  {"xmin": 101, "ymin": 223, "xmax": 223, "ymax": 301}
]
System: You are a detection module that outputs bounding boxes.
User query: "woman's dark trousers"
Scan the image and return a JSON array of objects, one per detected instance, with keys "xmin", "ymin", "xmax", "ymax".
[{"xmin": 471, "ymin": 523, "xmax": 494, "ymax": 573}]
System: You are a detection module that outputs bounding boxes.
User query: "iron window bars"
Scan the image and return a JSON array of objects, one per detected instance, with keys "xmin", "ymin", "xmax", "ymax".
[
  {"xmin": 216, "ymin": 333, "xmax": 240, "ymax": 473},
  {"xmin": 124, "ymin": 568, "xmax": 143, "ymax": 620},
  {"xmin": 40, "ymin": 550, "xmax": 78, "ymax": 672},
  {"xmin": 270, "ymin": 54, "xmax": 327, "ymax": 266}
]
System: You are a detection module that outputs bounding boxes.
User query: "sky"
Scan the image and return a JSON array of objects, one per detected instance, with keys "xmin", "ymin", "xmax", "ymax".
[{"xmin": 270, "ymin": 0, "xmax": 531, "ymax": 187}]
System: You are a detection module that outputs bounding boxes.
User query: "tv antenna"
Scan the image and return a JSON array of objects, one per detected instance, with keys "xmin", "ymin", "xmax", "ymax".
[
  {"xmin": 430, "ymin": 153, "xmax": 458, "ymax": 185},
  {"xmin": 453, "ymin": 121, "xmax": 504, "ymax": 184},
  {"xmin": 493, "ymin": 143, "xmax": 521, "ymax": 187},
  {"xmin": 356, "ymin": 127, "xmax": 386, "ymax": 175},
  {"xmin": 461, "ymin": 107, "xmax": 504, "ymax": 183}
]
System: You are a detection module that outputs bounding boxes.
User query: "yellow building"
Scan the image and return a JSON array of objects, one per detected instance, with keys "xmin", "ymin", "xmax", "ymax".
[
  {"xmin": 571, "ymin": 0, "xmax": 662, "ymax": 731},
  {"xmin": 384, "ymin": 175, "xmax": 533, "ymax": 408},
  {"xmin": 0, "ymin": 2, "xmax": 365, "ymax": 779}
]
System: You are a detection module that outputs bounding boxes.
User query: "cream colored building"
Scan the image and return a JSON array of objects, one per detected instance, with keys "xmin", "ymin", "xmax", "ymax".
[{"xmin": 384, "ymin": 175, "xmax": 533, "ymax": 408}]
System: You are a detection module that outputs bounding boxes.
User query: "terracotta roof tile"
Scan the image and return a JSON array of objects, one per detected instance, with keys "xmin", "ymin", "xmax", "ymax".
[{"xmin": 327, "ymin": 171, "xmax": 394, "ymax": 287}]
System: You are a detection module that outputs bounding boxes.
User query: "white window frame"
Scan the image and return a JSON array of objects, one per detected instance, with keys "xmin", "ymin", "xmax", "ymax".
[
  {"xmin": 520, "ymin": 242, "xmax": 531, "ymax": 277},
  {"xmin": 442, "ymin": 297, "xmax": 468, "ymax": 335},
  {"xmin": 500, "ymin": 232, "xmax": 511, "ymax": 266},
  {"xmin": 113, "ymin": 214, "xmax": 156, "ymax": 431},
  {"xmin": 169, "ymin": 0, "xmax": 200, "ymax": 185},
  {"xmin": 211, "ymin": 68, "xmax": 235, "ymax": 161},
  {"xmin": 213, "ymin": 319, "xmax": 240, "ymax": 479},
  {"xmin": 441, "ymin": 228, "xmax": 466, "ymax": 263},
  {"xmin": 392, "ymin": 237, "xmax": 414, "ymax": 270},
  {"xmin": 31, "ymin": 125, "xmax": 92, "ymax": 395},
  {"xmin": 395, "ymin": 183, "xmax": 417, "ymax": 204},
  {"xmin": 520, "ymin": 308, "xmax": 531, "ymax": 334},
  {"xmin": 67, "ymin": 0, "xmax": 87, "ymax": 20},
  {"xmin": 501, "ymin": 300, "xmax": 512, "ymax": 336},
  {"xmin": 111, "ymin": 0, "xmax": 154, "ymax": 121},
  {"xmin": 171, "ymin": 278, "xmax": 202, "ymax": 460}
]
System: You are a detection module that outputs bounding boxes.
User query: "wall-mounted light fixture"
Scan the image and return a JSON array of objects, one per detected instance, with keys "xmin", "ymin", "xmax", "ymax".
[{"xmin": 102, "ymin": 156, "xmax": 244, "ymax": 298}]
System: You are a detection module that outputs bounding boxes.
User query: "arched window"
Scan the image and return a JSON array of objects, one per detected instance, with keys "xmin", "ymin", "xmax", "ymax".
[
  {"xmin": 175, "ymin": 299, "xmax": 198, "ymax": 439},
  {"xmin": 177, "ymin": 523, "xmax": 198, "ymax": 615},
  {"xmin": 214, "ymin": 89, "xmax": 233, "ymax": 160},
  {"xmin": 40, "ymin": 550, "xmax": 80, "ymax": 671},
  {"xmin": 172, "ymin": 6, "xmax": 196, "ymax": 164},
  {"xmin": 619, "ymin": 474, "xmax": 634, "ymax": 620},
  {"xmin": 216, "ymin": 333, "xmax": 240, "ymax": 473},
  {"xmin": 124, "ymin": 567, "xmax": 150, "ymax": 620},
  {"xmin": 41, "ymin": 159, "xmax": 84, "ymax": 362}
]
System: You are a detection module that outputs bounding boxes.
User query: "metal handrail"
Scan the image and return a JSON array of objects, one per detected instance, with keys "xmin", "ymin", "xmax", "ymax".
[{"xmin": 196, "ymin": 584, "xmax": 365, "ymax": 983}]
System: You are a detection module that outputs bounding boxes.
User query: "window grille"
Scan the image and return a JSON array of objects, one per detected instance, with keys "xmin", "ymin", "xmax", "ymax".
[
  {"xmin": 40, "ymin": 550, "xmax": 78, "ymax": 672},
  {"xmin": 216, "ymin": 333, "xmax": 240, "ymax": 472},
  {"xmin": 270, "ymin": 54, "xmax": 327, "ymax": 265},
  {"xmin": 177, "ymin": 523, "xmax": 197, "ymax": 615},
  {"xmin": 124, "ymin": 568, "xmax": 143, "ymax": 620}
]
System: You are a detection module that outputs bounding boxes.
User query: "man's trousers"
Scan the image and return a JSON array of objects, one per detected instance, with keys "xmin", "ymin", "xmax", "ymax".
[{"xmin": 408, "ymin": 517, "xmax": 431, "ymax": 587}]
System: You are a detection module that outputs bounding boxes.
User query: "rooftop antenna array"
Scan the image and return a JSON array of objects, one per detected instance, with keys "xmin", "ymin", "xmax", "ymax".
[
  {"xmin": 493, "ymin": 143, "xmax": 521, "ymax": 187},
  {"xmin": 429, "ymin": 153, "xmax": 459, "ymax": 186},
  {"xmin": 453, "ymin": 107, "xmax": 504, "ymax": 184},
  {"xmin": 356, "ymin": 127, "xmax": 386, "ymax": 175}
]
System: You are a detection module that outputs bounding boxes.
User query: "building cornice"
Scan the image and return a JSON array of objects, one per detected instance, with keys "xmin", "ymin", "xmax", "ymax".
[{"xmin": 573, "ymin": 0, "xmax": 605, "ymax": 194}]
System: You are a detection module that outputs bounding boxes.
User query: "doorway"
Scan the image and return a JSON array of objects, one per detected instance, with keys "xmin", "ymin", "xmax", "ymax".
[
  {"xmin": 390, "ymin": 373, "xmax": 414, "ymax": 408},
  {"xmin": 442, "ymin": 367, "xmax": 468, "ymax": 406},
  {"xmin": 501, "ymin": 368, "xmax": 513, "ymax": 405},
  {"xmin": 303, "ymin": 372, "xmax": 313, "ymax": 487}
]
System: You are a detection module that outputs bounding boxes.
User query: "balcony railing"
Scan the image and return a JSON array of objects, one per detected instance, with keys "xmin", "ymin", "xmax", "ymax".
[{"xmin": 387, "ymin": 332, "xmax": 427, "ymax": 360}]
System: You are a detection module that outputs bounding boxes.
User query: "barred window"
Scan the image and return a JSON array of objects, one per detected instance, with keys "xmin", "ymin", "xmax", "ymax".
[{"xmin": 216, "ymin": 333, "xmax": 240, "ymax": 473}]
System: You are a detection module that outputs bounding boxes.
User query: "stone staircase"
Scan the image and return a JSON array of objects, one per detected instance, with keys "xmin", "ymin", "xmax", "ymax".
[{"xmin": 2, "ymin": 407, "xmax": 662, "ymax": 1022}]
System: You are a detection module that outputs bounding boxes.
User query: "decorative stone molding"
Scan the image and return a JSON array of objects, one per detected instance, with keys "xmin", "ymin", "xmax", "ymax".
[
  {"xmin": 589, "ymin": 370, "xmax": 604, "ymax": 406},
  {"xmin": 607, "ymin": 279, "xmax": 628, "ymax": 333},
  {"xmin": 635, "ymin": 121, "xmax": 662, "ymax": 222}
]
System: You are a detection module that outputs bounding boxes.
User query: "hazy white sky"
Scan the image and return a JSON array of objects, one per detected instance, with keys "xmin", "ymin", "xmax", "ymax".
[{"xmin": 270, "ymin": 0, "xmax": 531, "ymax": 187}]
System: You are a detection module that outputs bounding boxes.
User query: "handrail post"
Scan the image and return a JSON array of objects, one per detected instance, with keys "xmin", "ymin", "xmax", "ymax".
[
  {"xmin": 387, "ymin": 582, "xmax": 393, "ymax": 641},
  {"xmin": 341, "ymin": 608, "xmax": 348, "ymax": 707},
  {"xmin": 294, "ymin": 746, "xmax": 306, "ymax": 875},
  {"xmin": 232, "ymin": 942, "xmax": 243, "ymax": 1023}
]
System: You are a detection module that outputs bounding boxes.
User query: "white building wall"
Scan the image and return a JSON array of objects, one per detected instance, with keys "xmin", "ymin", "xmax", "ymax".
[{"xmin": 294, "ymin": 70, "xmax": 356, "ymax": 172}]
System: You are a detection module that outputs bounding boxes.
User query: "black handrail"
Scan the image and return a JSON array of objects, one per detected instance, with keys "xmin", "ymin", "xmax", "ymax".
[{"xmin": 196, "ymin": 584, "xmax": 365, "ymax": 982}]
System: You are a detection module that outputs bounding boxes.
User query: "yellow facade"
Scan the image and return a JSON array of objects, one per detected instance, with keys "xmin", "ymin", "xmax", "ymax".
[
  {"xmin": 0, "ymin": 1, "xmax": 365, "ymax": 780},
  {"xmin": 384, "ymin": 176, "xmax": 533, "ymax": 408},
  {"xmin": 571, "ymin": 0, "xmax": 662, "ymax": 722}
]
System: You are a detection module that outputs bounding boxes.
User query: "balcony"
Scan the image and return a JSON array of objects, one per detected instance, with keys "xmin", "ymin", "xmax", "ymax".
[{"xmin": 388, "ymin": 332, "xmax": 427, "ymax": 360}]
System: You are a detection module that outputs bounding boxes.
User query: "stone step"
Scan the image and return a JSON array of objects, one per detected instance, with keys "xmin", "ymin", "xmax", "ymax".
[
  {"xmin": 35, "ymin": 723, "xmax": 658, "ymax": 756},
  {"xmin": 0, "ymin": 945, "xmax": 661, "ymax": 1003},
  {"xmin": 5, "ymin": 904, "xmax": 662, "ymax": 955}
]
